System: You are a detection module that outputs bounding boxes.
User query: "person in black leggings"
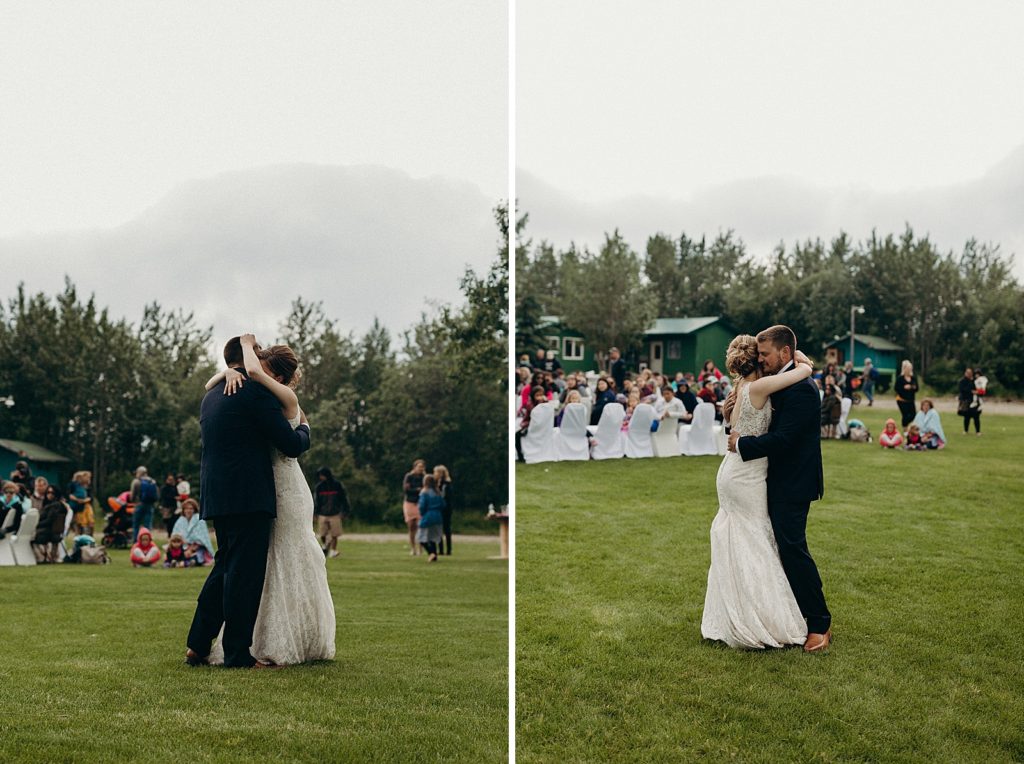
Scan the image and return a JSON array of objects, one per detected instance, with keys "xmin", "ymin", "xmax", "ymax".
[
  {"xmin": 894, "ymin": 360, "xmax": 918, "ymax": 428},
  {"xmin": 958, "ymin": 367, "xmax": 981, "ymax": 434}
]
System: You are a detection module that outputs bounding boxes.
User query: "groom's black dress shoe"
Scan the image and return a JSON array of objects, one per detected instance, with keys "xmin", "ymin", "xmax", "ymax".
[{"xmin": 184, "ymin": 649, "xmax": 209, "ymax": 667}]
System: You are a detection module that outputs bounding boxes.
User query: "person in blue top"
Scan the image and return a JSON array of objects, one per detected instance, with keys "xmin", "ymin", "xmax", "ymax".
[{"xmin": 416, "ymin": 474, "xmax": 445, "ymax": 562}]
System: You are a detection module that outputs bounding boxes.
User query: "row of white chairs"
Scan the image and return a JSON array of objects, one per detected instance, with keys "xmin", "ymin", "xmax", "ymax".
[{"xmin": 520, "ymin": 401, "xmax": 727, "ymax": 463}]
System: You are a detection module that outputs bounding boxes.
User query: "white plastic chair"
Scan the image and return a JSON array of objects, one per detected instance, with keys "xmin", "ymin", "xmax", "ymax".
[
  {"xmin": 589, "ymin": 403, "xmax": 625, "ymax": 460},
  {"xmin": 554, "ymin": 403, "xmax": 590, "ymax": 461},
  {"xmin": 10, "ymin": 508, "xmax": 39, "ymax": 566},
  {"xmin": 624, "ymin": 403, "xmax": 656, "ymax": 458},
  {"xmin": 681, "ymin": 402, "xmax": 718, "ymax": 456},
  {"xmin": 521, "ymin": 402, "xmax": 559, "ymax": 464},
  {"xmin": 837, "ymin": 397, "xmax": 852, "ymax": 438}
]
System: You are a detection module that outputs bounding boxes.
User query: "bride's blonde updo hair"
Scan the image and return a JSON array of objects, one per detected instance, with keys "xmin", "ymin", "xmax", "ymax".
[
  {"xmin": 257, "ymin": 344, "xmax": 302, "ymax": 388},
  {"xmin": 726, "ymin": 334, "xmax": 760, "ymax": 380}
]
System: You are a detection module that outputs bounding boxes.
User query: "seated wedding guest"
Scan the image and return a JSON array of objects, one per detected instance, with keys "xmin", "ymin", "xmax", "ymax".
[
  {"xmin": 164, "ymin": 533, "xmax": 189, "ymax": 568},
  {"xmin": 172, "ymin": 498, "xmax": 215, "ymax": 566},
  {"xmin": 130, "ymin": 527, "xmax": 161, "ymax": 567},
  {"xmin": 416, "ymin": 474, "xmax": 445, "ymax": 562},
  {"xmin": 552, "ymin": 368, "xmax": 567, "ymax": 393},
  {"xmin": 674, "ymin": 380, "xmax": 698, "ymax": 419},
  {"xmin": 574, "ymin": 372, "xmax": 591, "ymax": 398},
  {"xmin": 904, "ymin": 423, "xmax": 925, "ymax": 451},
  {"xmin": 655, "ymin": 386, "xmax": 687, "ymax": 431},
  {"xmin": 519, "ymin": 371, "xmax": 553, "ymax": 415},
  {"xmin": 515, "ymin": 366, "xmax": 531, "ymax": 396},
  {"xmin": 555, "ymin": 389, "xmax": 582, "ymax": 426},
  {"xmin": 557, "ymin": 373, "xmax": 579, "ymax": 408},
  {"xmin": 698, "ymin": 359, "xmax": 723, "ymax": 383},
  {"xmin": 0, "ymin": 481, "xmax": 25, "ymax": 538},
  {"xmin": 912, "ymin": 399, "xmax": 946, "ymax": 449},
  {"xmin": 621, "ymin": 390, "xmax": 641, "ymax": 432},
  {"xmin": 879, "ymin": 418, "xmax": 903, "ymax": 449},
  {"xmin": 516, "ymin": 386, "xmax": 551, "ymax": 461},
  {"xmin": 590, "ymin": 377, "xmax": 618, "ymax": 426},
  {"xmin": 33, "ymin": 485, "xmax": 68, "ymax": 563},
  {"xmin": 671, "ymin": 371, "xmax": 686, "ymax": 392},
  {"xmin": 696, "ymin": 378, "xmax": 715, "ymax": 403},
  {"xmin": 29, "ymin": 477, "xmax": 50, "ymax": 510}
]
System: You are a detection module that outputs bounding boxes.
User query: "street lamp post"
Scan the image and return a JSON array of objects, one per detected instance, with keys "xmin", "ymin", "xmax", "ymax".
[{"xmin": 850, "ymin": 305, "xmax": 865, "ymax": 367}]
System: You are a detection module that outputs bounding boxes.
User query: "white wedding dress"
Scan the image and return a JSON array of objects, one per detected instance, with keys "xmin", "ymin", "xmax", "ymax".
[
  {"xmin": 210, "ymin": 414, "xmax": 336, "ymax": 665},
  {"xmin": 700, "ymin": 384, "xmax": 807, "ymax": 649}
]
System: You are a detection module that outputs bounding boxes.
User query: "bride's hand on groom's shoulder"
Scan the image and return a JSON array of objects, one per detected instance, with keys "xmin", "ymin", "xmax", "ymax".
[
  {"xmin": 240, "ymin": 333, "xmax": 257, "ymax": 347},
  {"xmin": 794, "ymin": 350, "xmax": 813, "ymax": 369},
  {"xmin": 223, "ymin": 368, "xmax": 245, "ymax": 395}
]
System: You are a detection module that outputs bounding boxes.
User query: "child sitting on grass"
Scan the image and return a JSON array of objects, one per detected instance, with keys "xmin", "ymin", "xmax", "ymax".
[
  {"xmin": 879, "ymin": 418, "xmax": 903, "ymax": 449},
  {"xmin": 904, "ymin": 423, "xmax": 925, "ymax": 451},
  {"xmin": 164, "ymin": 533, "xmax": 188, "ymax": 568},
  {"xmin": 130, "ymin": 527, "xmax": 161, "ymax": 567}
]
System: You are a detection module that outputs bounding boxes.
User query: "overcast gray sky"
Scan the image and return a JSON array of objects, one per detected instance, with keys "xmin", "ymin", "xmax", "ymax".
[
  {"xmin": 0, "ymin": 0, "xmax": 507, "ymax": 343},
  {"xmin": 517, "ymin": 1, "xmax": 1024, "ymax": 278}
]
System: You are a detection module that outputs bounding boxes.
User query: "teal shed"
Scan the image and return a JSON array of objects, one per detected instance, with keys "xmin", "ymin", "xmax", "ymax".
[{"xmin": 0, "ymin": 439, "xmax": 72, "ymax": 488}]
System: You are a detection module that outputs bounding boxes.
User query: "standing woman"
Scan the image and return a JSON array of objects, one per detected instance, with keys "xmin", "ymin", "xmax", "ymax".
[
  {"xmin": 958, "ymin": 367, "xmax": 982, "ymax": 435},
  {"xmin": 402, "ymin": 459, "xmax": 427, "ymax": 556},
  {"xmin": 159, "ymin": 473, "xmax": 179, "ymax": 537},
  {"xmin": 416, "ymin": 474, "xmax": 445, "ymax": 562},
  {"xmin": 433, "ymin": 465, "xmax": 454, "ymax": 555},
  {"xmin": 894, "ymin": 360, "xmax": 918, "ymax": 428}
]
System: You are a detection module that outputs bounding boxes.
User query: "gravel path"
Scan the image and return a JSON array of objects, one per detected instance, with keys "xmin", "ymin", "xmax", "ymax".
[
  {"xmin": 858, "ymin": 395, "xmax": 1024, "ymax": 415},
  {"xmin": 344, "ymin": 533, "xmax": 498, "ymax": 544}
]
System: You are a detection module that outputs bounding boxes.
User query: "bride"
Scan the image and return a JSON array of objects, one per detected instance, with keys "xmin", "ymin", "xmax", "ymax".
[
  {"xmin": 700, "ymin": 335, "xmax": 812, "ymax": 649},
  {"xmin": 204, "ymin": 334, "xmax": 335, "ymax": 665}
]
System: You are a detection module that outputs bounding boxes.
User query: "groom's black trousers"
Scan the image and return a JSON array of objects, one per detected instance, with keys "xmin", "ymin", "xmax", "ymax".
[
  {"xmin": 768, "ymin": 499, "xmax": 831, "ymax": 634},
  {"xmin": 187, "ymin": 512, "xmax": 272, "ymax": 668}
]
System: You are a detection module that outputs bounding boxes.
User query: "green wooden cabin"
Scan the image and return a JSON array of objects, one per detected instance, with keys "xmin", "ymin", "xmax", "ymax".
[
  {"xmin": 0, "ymin": 438, "xmax": 72, "ymax": 487},
  {"xmin": 537, "ymin": 316, "xmax": 590, "ymax": 373},
  {"xmin": 822, "ymin": 334, "xmax": 904, "ymax": 374},
  {"xmin": 643, "ymin": 317, "xmax": 738, "ymax": 377}
]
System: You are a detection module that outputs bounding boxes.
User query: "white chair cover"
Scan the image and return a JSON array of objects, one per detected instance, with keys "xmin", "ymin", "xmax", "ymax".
[
  {"xmin": 624, "ymin": 403, "xmax": 656, "ymax": 458},
  {"xmin": 0, "ymin": 506, "xmax": 16, "ymax": 566},
  {"xmin": 682, "ymin": 402, "xmax": 718, "ymax": 456},
  {"xmin": 652, "ymin": 417, "xmax": 680, "ymax": 457},
  {"xmin": 521, "ymin": 402, "xmax": 559, "ymax": 464},
  {"xmin": 554, "ymin": 403, "xmax": 590, "ymax": 461},
  {"xmin": 712, "ymin": 424, "xmax": 728, "ymax": 455},
  {"xmin": 837, "ymin": 397, "xmax": 852, "ymax": 438},
  {"xmin": 590, "ymin": 403, "xmax": 625, "ymax": 460},
  {"xmin": 11, "ymin": 508, "xmax": 39, "ymax": 566}
]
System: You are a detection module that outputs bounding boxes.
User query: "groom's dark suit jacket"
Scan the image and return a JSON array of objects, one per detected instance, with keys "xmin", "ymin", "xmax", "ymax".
[
  {"xmin": 199, "ymin": 369, "xmax": 311, "ymax": 520},
  {"xmin": 737, "ymin": 375, "xmax": 823, "ymax": 504}
]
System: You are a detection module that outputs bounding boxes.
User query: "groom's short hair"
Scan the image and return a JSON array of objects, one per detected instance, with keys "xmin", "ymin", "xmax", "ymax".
[
  {"xmin": 223, "ymin": 337, "xmax": 244, "ymax": 367},
  {"xmin": 757, "ymin": 325, "xmax": 797, "ymax": 354}
]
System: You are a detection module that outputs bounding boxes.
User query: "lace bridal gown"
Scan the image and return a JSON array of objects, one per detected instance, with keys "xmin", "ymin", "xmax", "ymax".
[
  {"xmin": 210, "ymin": 414, "xmax": 336, "ymax": 665},
  {"xmin": 700, "ymin": 385, "xmax": 807, "ymax": 649}
]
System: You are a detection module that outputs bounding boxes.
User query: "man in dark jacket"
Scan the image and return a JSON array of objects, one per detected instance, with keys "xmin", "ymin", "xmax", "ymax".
[
  {"xmin": 609, "ymin": 347, "xmax": 626, "ymax": 392},
  {"xmin": 186, "ymin": 337, "xmax": 311, "ymax": 669},
  {"xmin": 314, "ymin": 467, "xmax": 350, "ymax": 558}
]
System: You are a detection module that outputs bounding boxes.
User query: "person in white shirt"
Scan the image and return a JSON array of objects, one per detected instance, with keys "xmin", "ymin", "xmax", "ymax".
[{"xmin": 654, "ymin": 386, "xmax": 689, "ymax": 431}]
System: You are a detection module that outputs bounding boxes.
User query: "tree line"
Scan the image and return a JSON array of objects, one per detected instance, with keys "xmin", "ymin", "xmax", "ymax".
[
  {"xmin": 0, "ymin": 206, "xmax": 509, "ymax": 525},
  {"xmin": 515, "ymin": 216, "xmax": 1023, "ymax": 393}
]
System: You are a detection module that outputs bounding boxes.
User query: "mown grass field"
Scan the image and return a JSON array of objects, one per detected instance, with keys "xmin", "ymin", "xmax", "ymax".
[
  {"xmin": 516, "ymin": 405, "xmax": 1024, "ymax": 763},
  {"xmin": 0, "ymin": 536, "xmax": 508, "ymax": 763}
]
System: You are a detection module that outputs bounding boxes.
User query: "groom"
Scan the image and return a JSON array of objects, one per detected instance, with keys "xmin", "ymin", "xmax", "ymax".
[
  {"xmin": 185, "ymin": 336, "xmax": 311, "ymax": 668},
  {"xmin": 727, "ymin": 325, "xmax": 832, "ymax": 652}
]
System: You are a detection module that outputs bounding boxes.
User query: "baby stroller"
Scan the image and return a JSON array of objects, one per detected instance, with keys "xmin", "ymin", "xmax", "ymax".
[{"xmin": 103, "ymin": 494, "xmax": 134, "ymax": 549}]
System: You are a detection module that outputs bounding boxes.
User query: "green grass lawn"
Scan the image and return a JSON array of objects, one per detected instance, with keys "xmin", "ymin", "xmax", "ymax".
[
  {"xmin": 515, "ymin": 406, "xmax": 1024, "ymax": 763},
  {"xmin": 0, "ymin": 537, "xmax": 508, "ymax": 763}
]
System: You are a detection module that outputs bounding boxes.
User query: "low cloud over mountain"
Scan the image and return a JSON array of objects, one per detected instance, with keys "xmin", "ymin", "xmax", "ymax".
[{"xmin": 518, "ymin": 144, "xmax": 1024, "ymax": 278}]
